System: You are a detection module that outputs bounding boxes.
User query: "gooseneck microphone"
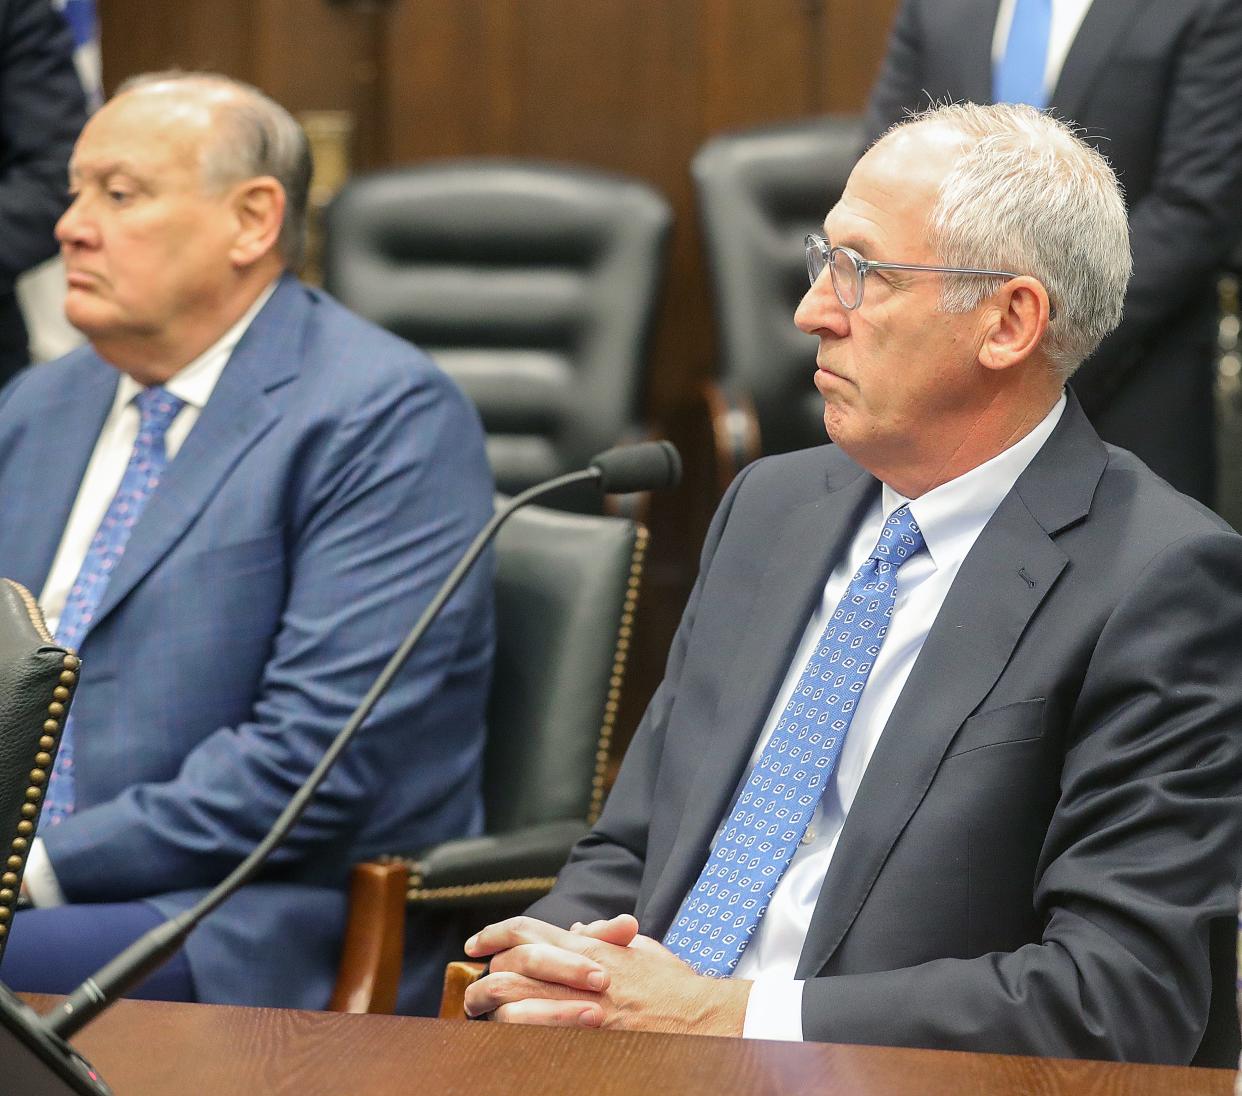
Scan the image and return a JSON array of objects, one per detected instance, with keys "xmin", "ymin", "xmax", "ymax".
[{"xmin": 30, "ymin": 441, "xmax": 680, "ymax": 1055}]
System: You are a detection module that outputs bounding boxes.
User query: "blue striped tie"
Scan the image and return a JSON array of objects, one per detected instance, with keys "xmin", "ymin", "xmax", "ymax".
[{"xmin": 664, "ymin": 506, "xmax": 926, "ymax": 976}]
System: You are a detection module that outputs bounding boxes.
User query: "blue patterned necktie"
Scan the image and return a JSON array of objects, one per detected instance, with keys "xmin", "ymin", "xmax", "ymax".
[
  {"xmin": 42, "ymin": 386, "xmax": 185, "ymax": 825},
  {"xmin": 664, "ymin": 506, "xmax": 926, "ymax": 976},
  {"xmin": 994, "ymin": 0, "xmax": 1053, "ymax": 108}
]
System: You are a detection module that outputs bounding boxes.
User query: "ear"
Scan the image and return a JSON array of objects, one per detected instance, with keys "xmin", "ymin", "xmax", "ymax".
[
  {"xmin": 977, "ymin": 276, "xmax": 1052, "ymax": 373},
  {"xmin": 227, "ymin": 177, "xmax": 286, "ymax": 268}
]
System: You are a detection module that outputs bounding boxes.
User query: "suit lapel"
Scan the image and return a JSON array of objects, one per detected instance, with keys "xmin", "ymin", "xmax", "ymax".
[
  {"xmin": 1, "ymin": 362, "xmax": 118, "ymax": 593},
  {"xmin": 1050, "ymin": 0, "xmax": 1151, "ymax": 120},
  {"xmin": 795, "ymin": 396, "xmax": 1105, "ymax": 978},
  {"xmin": 954, "ymin": 0, "xmax": 1003, "ymax": 105},
  {"xmin": 86, "ymin": 277, "xmax": 306, "ymax": 636},
  {"xmin": 644, "ymin": 462, "xmax": 879, "ymax": 933}
]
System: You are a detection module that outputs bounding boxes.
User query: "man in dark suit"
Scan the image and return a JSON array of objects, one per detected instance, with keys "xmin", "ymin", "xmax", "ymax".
[
  {"xmin": 462, "ymin": 103, "xmax": 1242, "ymax": 1064},
  {"xmin": 0, "ymin": 0, "xmax": 88, "ymax": 387},
  {"xmin": 0, "ymin": 72, "xmax": 495, "ymax": 1013},
  {"xmin": 864, "ymin": 0, "xmax": 1242, "ymax": 506}
]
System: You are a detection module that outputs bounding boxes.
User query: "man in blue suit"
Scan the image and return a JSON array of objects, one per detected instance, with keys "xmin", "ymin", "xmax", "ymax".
[{"xmin": 0, "ymin": 72, "xmax": 495, "ymax": 1014}]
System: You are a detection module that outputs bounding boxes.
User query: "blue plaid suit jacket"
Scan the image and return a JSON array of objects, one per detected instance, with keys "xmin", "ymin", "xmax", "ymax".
[{"xmin": 0, "ymin": 274, "xmax": 495, "ymax": 1011}]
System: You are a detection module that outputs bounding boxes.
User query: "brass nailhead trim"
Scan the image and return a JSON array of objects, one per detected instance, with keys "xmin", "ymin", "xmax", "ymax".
[
  {"xmin": 405, "ymin": 875, "xmax": 559, "ymax": 904},
  {"xmin": 587, "ymin": 524, "xmax": 649, "ymax": 826},
  {"xmin": 0, "ymin": 580, "xmax": 79, "ymax": 940}
]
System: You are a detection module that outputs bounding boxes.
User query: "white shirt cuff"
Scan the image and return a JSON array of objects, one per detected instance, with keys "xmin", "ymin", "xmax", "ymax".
[
  {"xmin": 740, "ymin": 977, "xmax": 805, "ymax": 1041},
  {"xmin": 23, "ymin": 838, "xmax": 68, "ymax": 907}
]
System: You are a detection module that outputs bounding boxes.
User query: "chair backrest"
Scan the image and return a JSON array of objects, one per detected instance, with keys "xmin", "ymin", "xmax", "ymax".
[
  {"xmin": 0, "ymin": 580, "xmax": 79, "ymax": 961},
  {"xmin": 483, "ymin": 504, "xmax": 644, "ymax": 833},
  {"xmin": 693, "ymin": 116, "xmax": 866, "ymax": 456},
  {"xmin": 324, "ymin": 161, "xmax": 673, "ymax": 510}
]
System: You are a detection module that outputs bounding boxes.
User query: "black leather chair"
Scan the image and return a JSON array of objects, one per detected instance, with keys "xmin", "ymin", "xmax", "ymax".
[
  {"xmin": 323, "ymin": 161, "xmax": 673, "ymax": 512},
  {"xmin": 330, "ymin": 503, "xmax": 647, "ymax": 1013},
  {"xmin": 692, "ymin": 116, "xmax": 866, "ymax": 495},
  {"xmin": 0, "ymin": 579, "xmax": 79, "ymax": 962}
]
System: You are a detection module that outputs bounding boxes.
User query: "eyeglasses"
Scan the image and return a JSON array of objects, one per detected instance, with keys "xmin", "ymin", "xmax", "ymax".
[{"xmin": 804, "ymin": 233, "xmax": 1038, "ymax": 314}]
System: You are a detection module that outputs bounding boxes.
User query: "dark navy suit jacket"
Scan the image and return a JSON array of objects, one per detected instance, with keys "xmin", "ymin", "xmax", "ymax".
[
  {"xmin": 0, "ymin": 275, "xmax": 495, "ymax": 1011},
  {"xmin": 531, "ymin": 396, "xmax": 1242, "ymax": 1063},
  {"xmin": 865, "ymin": 0, "xmax": 1242, "ymax": 503}
]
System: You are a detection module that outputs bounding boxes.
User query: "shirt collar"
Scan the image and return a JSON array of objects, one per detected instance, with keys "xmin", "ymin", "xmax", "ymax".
[
  {"xmin": 880, "ymin": 392, "xmax": 1067, "ymax": 570},
  {"xmin": 114, "ymin": 279, "xmax": 280, "ymax": 410}
]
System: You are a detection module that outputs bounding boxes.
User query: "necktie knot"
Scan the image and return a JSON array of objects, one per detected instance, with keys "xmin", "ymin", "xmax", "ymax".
[
  {"xmin": 133, "ymin": 386, "xmax": 185, "ymax": 439},
  {"xmin": 870, "ymin": 505, "xmax": 925, "ymax": 568}
]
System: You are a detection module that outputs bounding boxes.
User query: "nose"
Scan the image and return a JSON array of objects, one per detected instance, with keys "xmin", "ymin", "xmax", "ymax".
[
  {"xmin": 56, "ymin": 192, "xmax": 94, "ymax": 250},
  {"xmin": 794, "ymin": 272, "xmax": 849, "ymax": 338}
]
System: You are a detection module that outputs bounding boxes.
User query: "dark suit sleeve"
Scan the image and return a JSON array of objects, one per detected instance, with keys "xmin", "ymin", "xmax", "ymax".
[
  {"xmin": 863, "ymin": 0, "xmax": 928, "ymax": 145},
  {"xmin": 0, "ymin": 0, "xmax": 86, "ymax": 290},
  {"xmin": 1073, "ymin": 0, "xmax": 1242, "ymax": 414},
  {"xmin": 526, "ymin": 464, "xmax": 757, "ymax": 928},
  {"xmin": 801, "ymin": 527, "xmax": 1242, "ymax": 1063}
]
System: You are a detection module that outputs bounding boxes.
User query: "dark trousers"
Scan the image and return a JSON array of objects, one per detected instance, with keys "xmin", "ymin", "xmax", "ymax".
[{"xmin": 0, "ymin": 901, "xmax": 196, "ymax": 1002}]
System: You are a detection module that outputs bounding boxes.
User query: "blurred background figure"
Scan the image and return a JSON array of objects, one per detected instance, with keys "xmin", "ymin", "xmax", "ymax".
[
  {"xmin": 0, "ymin": 0, "xmax": 87, "ymax": 387},
  {"xmin": 865, "ymin": 0, "xmax": 1242, "ymax": 507}
]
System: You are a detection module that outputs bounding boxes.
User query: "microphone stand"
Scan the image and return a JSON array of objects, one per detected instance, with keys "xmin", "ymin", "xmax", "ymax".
[{"xmin": 42, "ymin": 466, "xmax": 604, "ymax": 1041}]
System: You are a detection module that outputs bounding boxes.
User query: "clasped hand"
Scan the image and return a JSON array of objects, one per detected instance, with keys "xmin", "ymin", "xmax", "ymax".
[{"xmin": 462, "ymin": 914, "xmax": 750, "ymax": 1036}]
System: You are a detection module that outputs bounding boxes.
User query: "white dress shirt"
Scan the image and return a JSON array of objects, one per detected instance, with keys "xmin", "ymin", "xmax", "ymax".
[
  {"xmin": 992, "ymin": 0, "xmax": 1095, "ymax": 97},
  {"xmin": 737, "ymin": 394, "xmax": 1066, "ymax": 1041},
  {"xmin": 24, "ymin": 281, "xmax": 277, "ymax": 907}
]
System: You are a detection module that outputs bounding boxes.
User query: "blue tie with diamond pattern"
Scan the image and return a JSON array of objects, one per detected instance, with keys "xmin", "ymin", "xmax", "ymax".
[
  {"xmin": 663, "ymin": 505, "xmax": 926, "ymax": 976},
  {"xmin": 42, "ymin": 386, "xmax": 185, "ymax": 824},
  {"xmin": 994, "ymin": 0, "xmax": 1053, "ymax": 108}
]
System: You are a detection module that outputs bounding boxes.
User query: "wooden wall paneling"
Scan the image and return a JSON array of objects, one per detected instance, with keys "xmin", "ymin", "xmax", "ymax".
[
  {"xmin": 819, "ymin": 1, "xmax": 901, "ymax": 113},
  {"xmin": 696, "ymin": 0, "xmax": 826, "ymax": 134},
  {"xmin": 99, "ymin": 0, "xmax": 257, "ymax": 93},
  {"xmin": 384, "ymin": 0, "xmax": 520, "ymax": 159},
  {"xmin": 250, "ymin": 0, "xmax": 387, "ymax": 169}
]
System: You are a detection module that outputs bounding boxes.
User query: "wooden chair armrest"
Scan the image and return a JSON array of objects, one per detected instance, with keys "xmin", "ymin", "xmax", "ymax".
[
  {"xmin": 702, "ymin": 380, "xmax": 761, "ymax": 497},
  {"xmin": 327, "ymin": 860, "xmax": 409, "ymax": 1014},
  {"xmin": 439, "ymin": 960, "xmax": 487, "ymax": 1019}
]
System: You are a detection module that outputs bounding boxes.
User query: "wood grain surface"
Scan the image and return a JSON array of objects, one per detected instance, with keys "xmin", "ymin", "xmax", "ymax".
[{"xmin": 20, "ymin": 995, "xmax": 1239, "ymax": 1096}]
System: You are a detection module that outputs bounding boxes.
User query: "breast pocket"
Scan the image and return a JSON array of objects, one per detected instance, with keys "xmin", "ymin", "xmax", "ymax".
[{"xmin": 944, "ymin": 697, "xmax": 1046, "ymax": 759}]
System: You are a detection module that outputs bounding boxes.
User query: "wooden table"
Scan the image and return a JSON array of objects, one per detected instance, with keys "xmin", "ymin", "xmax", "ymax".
[{"xmin": 19, "ymin": 995, "xmax": 1239, "ymax": 1096}]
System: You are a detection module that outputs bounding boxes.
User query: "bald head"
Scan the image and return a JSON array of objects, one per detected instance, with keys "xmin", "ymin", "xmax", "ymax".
[{"xmin": 116, "ymin": 72, "xmax": 312, "ymax": 269}]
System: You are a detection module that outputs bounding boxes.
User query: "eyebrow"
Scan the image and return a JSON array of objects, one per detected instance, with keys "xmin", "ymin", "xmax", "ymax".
[
  {"xmin": 823, "ymin": 228, "xmax": 880, "ymax": 257},
  {"xmin": 68, "ymin": 160, "xmax": 142, "ymax": 181}
]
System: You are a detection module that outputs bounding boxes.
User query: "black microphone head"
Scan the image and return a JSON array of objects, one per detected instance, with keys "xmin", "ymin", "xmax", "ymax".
[{"xmin": 589, "ymin": 441, "xmax": 682, "ymax": 494}]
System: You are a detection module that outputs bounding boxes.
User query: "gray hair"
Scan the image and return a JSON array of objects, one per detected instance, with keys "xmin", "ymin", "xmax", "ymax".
[
  {"xmin": 117, "ymin": 71, "xmax": 313, "ymax": 270},
  {"xmin": 880, "ymin": 102, "xmax": 1131, "ymax": 379}
]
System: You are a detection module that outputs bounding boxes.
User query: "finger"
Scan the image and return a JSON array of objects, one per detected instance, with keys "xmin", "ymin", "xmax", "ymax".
[
  {"xmin": 465, "ymin": 916, "xmax": 580, "ymax": 958},
  {"xmin": 490, "ymin": 942, "xmax": 609, "ymax": 992},
  {"xmin": 492, "ymin": 998, "xmax": 603, "ymax": 1028},
  {"xmin": 464, "ymin": 970, "xmax": 597, "ymax": 1017},
  {"xmin": 570, "ymin": 914, "xmax": 640, "ymax": 947}
]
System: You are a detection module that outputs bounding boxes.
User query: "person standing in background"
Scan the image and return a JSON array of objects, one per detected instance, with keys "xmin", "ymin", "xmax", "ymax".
[
  {"xmin": 0, "ymin": 0, "xmax": 87, "ymax": 387},
  {"xmin": 865, "ymin": 0, "xmax": 1242, "ymax": 508}
]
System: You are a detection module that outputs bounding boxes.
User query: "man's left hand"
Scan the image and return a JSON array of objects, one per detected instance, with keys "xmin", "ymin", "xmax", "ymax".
[{"xmin": 462, "ymin": 915, "xmax": 751, "ymax": 1036}]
